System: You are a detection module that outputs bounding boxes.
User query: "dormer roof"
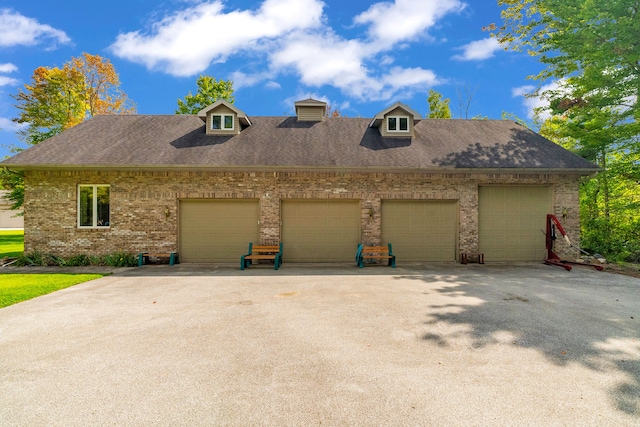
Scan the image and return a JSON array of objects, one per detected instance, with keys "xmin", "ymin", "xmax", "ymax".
[
  {"xmin": 197, "ymin": 99, "xmax": 251, "ymax": 127},
  {"xmin": 369, "ymin": 102, "xmax": 422, "ymax": 128}
]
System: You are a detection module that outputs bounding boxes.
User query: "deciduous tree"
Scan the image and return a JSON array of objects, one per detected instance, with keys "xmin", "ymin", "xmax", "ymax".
[
  {"xmin": 490, "ymin": 0, "xmax": 640, "ymax": 260},
  {"xmin": 426, "ymin": 89, "xmax": 452, "ymax": 119},
  {"xmin": 176, "ymin": 75, "xmax": 234, "ymax": 114},
  {"xmin": 5, "ymin": 53, "xmax": 135, "ymax": 209}
]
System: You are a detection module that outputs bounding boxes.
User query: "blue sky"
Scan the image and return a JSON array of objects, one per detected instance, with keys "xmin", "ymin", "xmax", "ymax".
[{"xmin": 0, "ymin": 0, "xmax": 550, "ymax": 159}]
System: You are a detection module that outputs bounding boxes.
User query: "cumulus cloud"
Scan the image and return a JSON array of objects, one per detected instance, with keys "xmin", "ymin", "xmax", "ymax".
[
  {"xmin": 354, "ymin": 0, "xmax": 465, "ymax": 47},
  {"xmin": 0, "ymin": 9, "xmax": 70, "ymax": 48},
  {"xmin": 452, "ymin": 38, "xmax": 501, "ymax": 61},
  {"xmin": 110, "ymin": 0, "xmax": 324, "ymax": 76},
  {"xmin": 110, "ymin": 0, "xmax": 462, "ymax": 101}
]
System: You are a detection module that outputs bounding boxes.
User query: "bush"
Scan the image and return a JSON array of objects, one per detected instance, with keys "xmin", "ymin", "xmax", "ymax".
[
  {"xmin": 13, "ymin": 251, "xmax": 138, "ymax": 267},
  {"xmin": 101, "ymin": 252, "xmax": 138, "ymax": 267}
]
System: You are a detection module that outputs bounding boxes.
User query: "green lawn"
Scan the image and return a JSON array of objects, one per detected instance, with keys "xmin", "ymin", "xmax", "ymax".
[
  {"xmin": 0, "ymin": 229, "xmax": 24, "ymax": 258},
  {"xmin": 0, "ymin": 274, "xmax": 104, "ymax": 308},
  {"xmin": 0, "ymin": 231, "xmax": 104, "ymax": 308}
]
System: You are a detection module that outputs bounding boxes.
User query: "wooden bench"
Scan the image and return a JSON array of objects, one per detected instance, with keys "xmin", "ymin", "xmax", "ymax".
[
  {"xmin": 356, "ymin": 243, "xmax": 396, "ymax": 268},
  {"xmin": 138, "ymin": 252, "xmax": 179, "ymax": 266},
  {"xmin": 241, "ymin": 243, "xmax": 283, "ymax": 270},
  {"xmin": 460, "ymin": 252, "xmax": 484, "ymax": 264}
]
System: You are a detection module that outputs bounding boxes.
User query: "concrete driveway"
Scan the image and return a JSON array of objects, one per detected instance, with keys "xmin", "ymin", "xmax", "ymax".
[{"xmin": 1, "ymin": 264, "xmax": 639, "ymax": 426}]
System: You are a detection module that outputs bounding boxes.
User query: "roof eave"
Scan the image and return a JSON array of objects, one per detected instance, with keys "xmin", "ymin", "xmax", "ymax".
[{"xmin": 5, "ymin": 164, "xmax": 602, "ymax": 176}]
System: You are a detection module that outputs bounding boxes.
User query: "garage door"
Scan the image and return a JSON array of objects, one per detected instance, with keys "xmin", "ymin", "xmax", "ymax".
[
  {"xmin": 381, "ymin": 200, "xmax": 457, "ymax": 262},
  {"xmin": 282, "ymin": 200, "xmax": 360, "ymax": 262},
  {"xmin": 179, "ymin": 200, "xmax": 259, "ymax": 263},
  {"xmin": 479, "ymin": 186, "xmax": 551, "ymax": 261}
]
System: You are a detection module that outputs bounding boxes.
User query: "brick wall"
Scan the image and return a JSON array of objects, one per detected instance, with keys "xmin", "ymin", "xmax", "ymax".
[{"xmin": 24, "ymin": 170, "xmax": 581, "ymax": 260}]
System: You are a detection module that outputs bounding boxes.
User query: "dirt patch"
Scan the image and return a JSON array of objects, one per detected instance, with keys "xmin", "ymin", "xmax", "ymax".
[{"xmin": 603, "ymin": 263, "xmax": 640, "ymax": 278}]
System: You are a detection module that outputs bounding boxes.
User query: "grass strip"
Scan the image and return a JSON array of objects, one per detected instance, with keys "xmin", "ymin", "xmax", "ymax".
[
  {"xmin": 0, "ymin": 274, "xmax": 103, "ymax": 308},
  {"xmin": 0, "ymin": 230, "xmax": 24, "ymax": 258}
]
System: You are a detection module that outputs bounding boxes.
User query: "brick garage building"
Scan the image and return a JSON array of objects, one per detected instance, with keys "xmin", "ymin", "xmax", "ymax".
[{"xmin": 1, "ymin": 99, "xmax": 598, "ymax": 263}]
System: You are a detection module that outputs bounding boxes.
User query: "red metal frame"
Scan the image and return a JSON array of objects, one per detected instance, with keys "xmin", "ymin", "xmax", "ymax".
[{"xmin": 544, "ymin": 214, "xmax": 603, "ymax": 271}]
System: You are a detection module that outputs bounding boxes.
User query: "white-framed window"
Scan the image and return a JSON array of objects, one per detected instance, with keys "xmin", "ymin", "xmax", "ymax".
[
  {"xmin": 78, "ymin": 185, "xmax": 110, "ymax": 228},
  {"xmin": 387, "ymin": 116, "xmax": 409, "ymax": 132},
  {"xmin": 211, "ymin": 114, "xmax": 234, "ymax": 130}
]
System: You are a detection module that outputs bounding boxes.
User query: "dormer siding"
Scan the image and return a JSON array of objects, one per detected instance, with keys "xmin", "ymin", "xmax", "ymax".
[{"xmin": 296, "ymin": 106, "xmax": 325, "ymax": 122}]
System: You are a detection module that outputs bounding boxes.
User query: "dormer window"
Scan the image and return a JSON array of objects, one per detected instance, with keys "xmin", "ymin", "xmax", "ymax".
[
  {"xmin": 369, "ymin": 102, "xmax": 421, "ymax": 137},
  {"xmin": 387, "ymin": 116, "xmax": 409, "ymax": 132},
  {"xmin": 197, "ymin": 100, "xmax": 251, "ymax": 136},
  {"xmin": 212, "ymin": 114, "xmax": 234, "ymax": 130}
]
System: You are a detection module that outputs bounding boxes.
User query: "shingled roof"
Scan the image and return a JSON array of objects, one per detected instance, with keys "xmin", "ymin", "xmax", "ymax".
[{"xmin": 1, "ymin": 114, "xmax": 599, "ymax": 173}]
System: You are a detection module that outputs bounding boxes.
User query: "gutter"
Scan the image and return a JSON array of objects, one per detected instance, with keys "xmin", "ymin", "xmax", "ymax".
[{"xmin": 3, "ymin": 164, "xmax": 602, "ymax": 176}]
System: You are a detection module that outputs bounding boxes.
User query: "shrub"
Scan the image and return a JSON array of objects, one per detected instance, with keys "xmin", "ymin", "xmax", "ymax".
[
  {"xmin": 102, "ymin": 252, "xmax": 137, "ymax": 267},
  {"xmin": 13, "ymin": 251, "xmax": 138, "ymax": 267}
]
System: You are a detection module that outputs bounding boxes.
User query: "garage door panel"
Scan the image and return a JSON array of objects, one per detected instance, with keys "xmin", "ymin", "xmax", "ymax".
[
  {"xmin": 180, "ymin": 200, "xmax": 259, "ymax": 263},
  {"xmin": 282, "ymin": 201, "xmax": 360, "ymax": 262},
  {"xmin": 382, "ymin": 201, "xmax": 457, "ymax": 262},
  {"xmin": 479, "ymin": 186, "xmax": 550, "ymax": 262}
]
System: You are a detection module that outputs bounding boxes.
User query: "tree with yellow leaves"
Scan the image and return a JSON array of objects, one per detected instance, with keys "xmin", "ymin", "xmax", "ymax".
[
  {"xmin": 3, "ymin": 53, "xmax": 135, "ymax": 209},
  {"xmin": 12, "ymin": 52, "xmax": 135, "ymax": 145}
]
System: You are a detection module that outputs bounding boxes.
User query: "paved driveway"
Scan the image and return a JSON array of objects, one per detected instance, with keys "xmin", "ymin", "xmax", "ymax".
[{"xmin": 1, "ymin": 264, "xmax": 639, "ymax": 426}]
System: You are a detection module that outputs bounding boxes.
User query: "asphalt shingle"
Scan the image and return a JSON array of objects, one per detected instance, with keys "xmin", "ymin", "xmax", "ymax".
[{"xmin": 1, "ymin": 115, "xmax": 599, "ymax": 171}]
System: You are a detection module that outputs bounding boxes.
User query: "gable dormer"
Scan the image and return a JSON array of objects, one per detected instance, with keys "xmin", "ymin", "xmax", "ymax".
[
  {"xmin": 198, "ymin": 100, "xmax": 251, "ymax": 135},
  {"xmin": 369, "ymin": 102, "xmax": 421, "ymax": 137},
  {"xmin": 294, "ymin": 98, "xmax": 327, "ymax": 122}
]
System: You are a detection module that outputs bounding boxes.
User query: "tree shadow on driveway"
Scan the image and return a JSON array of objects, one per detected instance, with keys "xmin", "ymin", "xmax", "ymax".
[{"xmin": 394, "ymin": 266, "xmax": 640, "ymax": 416}]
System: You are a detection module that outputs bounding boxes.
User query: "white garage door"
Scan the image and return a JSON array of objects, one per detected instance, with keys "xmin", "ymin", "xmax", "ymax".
[
  {"xmin": 381, "ymin": 200, "xmax": 457, "ymax": 262},
  {"xmin": 179, "ymin": 200, "xmax": 259, "ymax": 263},
  {"xmin": 281, "ymin": 200, "xmax": 360, "ymax": 262},
  {"xmin": 479, "ymin": 186, "xmax": 551, "ymax": 261}
]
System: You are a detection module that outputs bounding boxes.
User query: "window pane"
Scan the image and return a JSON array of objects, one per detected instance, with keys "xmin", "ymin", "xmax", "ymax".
[
  {"xmin": 224, "ymin": 115, "xmax": 234, "ymax": 129},
  {"xmin": 79, "ymin": 187, "xmax": 93, "ymax": 227},
  {"xmin": 211, "ymin": 115, "xmax": 221, "ymax": 129},
  {"xmin": 96, "ymin": 186, "xmax": 110, "ymax": 227},
  {"xmin": 399, "ymin": 117, "xmax": 408, "ymax": 131},
  {"xmin": 388, "ymin": 117, "xmax": 397, "ymax": 131}
]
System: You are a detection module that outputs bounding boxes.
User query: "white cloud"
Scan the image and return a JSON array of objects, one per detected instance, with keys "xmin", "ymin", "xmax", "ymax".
[
  {"xmin": 0, "ymin": 63, "xmax": 18, "ymax": 73},
  {"xmin": 0, "ymin": 76, "xmax": 18, "ymax": 86},
  {"xmin": 0, "ymin": 117, "xmax": 25, "ymax": 132},
  {"xmin": 110, "ymin": 0, "xmax": 324, "ymax": 76},
  {"xmin": 512, "ymin": 82, "xmax": 561, "ymax": 120},
  {"xmin": 110, "ymin": 0, "xmax": 460, "ymax": 101},
  {"xmin": 0, "ymin": 62, "xmax": 18, "ymax": 86},
  {"xmin": 0, "ymin": 9, "xmax": 70, "ymax": 48},
  {"xmin": 452, "ymin": 38, "xmax": 501, "ymax": 61},
  {"xmin": 271, "ymin": 33, "xmax": 372, "ymax": 92},
  {"xmin": 271, "ymin": 32, "xmax": 439, "ymax": 101},
  {"xmin": 354, "ymin": 0, "xmax": 465, "ymax": 47}
]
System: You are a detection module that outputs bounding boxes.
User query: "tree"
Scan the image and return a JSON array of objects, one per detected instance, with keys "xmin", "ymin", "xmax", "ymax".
[
  {"xmin": 455, "ymin": 83, "xmax": 478, "ymax": 119},
  {"xmin": 426, "ymin": 89, "xmax": 452, "ymax": 118},
  {"xmin": 4, "ymin": 53, "xmax": 135, "ymax": 209},
  {"xmin": 70, "ymin": 53, "xmax": 135, "ymax": 117},
  {"xmin": 176, "ymin": 75, "xmax": 234, "ymax": 114},
  {"xmin": 489, "ymin": 0, "xmax": 640, "ymax": 260},
  {"xmin": 325, "ymin": 104, "xmax": 342, "ymax": 117},
  {"xmin": 12, "ymin": 65, "xmax": 86, "ymax": 145},
  {"xmin": 12, "ymin": 53, "xmax": 135, "ymax": 145}
]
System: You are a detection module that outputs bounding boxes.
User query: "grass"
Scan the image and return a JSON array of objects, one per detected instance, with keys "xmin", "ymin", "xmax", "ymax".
[
  {"xmin": 0, "ymin": 229, "xmax": 24, "ymax": 258},
  {"xmin": 0, "ymin": 231, "xmax": 105, "ymax": 308},
  {"xmin": 0, "ymin": 274, "xmax": 104, "ymax": 308}
]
